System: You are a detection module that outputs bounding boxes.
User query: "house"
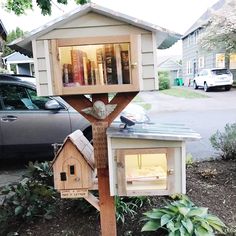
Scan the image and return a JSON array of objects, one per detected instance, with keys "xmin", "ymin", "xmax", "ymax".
[
  {"xmin": 52, "ymin": 130, "xmax": 96, "ymax": 192},
  {"xmin": 8, "ymin": 2, "xmax": 181, "ymax": 94},
  {"xmin": 0, "ymin": 19, "xmax": 7, "ymax": 69},
  {"xmin": 182, "ymin": 0, "xmax": 236, "ymax": 85},
  {"xmin": 157, "ymin": 55, "xmax": 182, "ymax": 86},
  {"xmin": 2, "ymin": 52, "xmax": 34, "ymax": 75}
]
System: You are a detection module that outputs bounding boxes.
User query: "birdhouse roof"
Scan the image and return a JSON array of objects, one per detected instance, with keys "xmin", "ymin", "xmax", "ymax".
[{"xmin": 52, "ymin": 130, "xmax": 95, "ymax": 170}]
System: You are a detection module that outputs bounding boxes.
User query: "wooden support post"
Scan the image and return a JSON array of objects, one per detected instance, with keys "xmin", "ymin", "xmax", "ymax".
[{"xmin": 63, "ymin": 91, "xmax": 138, "ymax": 236}]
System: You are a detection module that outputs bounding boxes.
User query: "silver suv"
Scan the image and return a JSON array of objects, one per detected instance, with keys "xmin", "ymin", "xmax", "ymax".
[
  {"xmin": 193, "ymin": 68, "xmax": 233, "ymax": 92},
  {"xmin": 0, "ymin": 74, "xmax": 91, "ymax": 159}
]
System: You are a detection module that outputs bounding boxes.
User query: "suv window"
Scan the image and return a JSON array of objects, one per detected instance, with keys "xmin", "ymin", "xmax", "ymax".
[
  {"xmin": 0, "ymin": 84, "xmax": 50, "ymax": 110},
  {"xmin": 211, "ymin": 69, "xmax": 231, "ymax": 75}
]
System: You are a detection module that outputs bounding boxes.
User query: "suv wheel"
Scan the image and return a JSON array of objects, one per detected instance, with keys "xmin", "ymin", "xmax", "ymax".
[
  {"xmin": 225, "ymin": 85, "xmax": 231, "ymax": 91},
  {"xmin": 204, "ymin": 82, "xmax": 209, "ymax": 92},
  {"xmin": 193, "ymin": 81, "xmax": 198, "ymax": 89}
]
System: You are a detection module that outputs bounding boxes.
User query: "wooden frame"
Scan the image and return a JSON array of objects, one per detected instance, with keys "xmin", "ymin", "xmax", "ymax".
[
  {"xmin": 116, "ymin": 148, "xmax": 175, "ymax": 196},
  {"xmin": 50, "ymin": 35, "xmax": 141, "ymax": 95}
]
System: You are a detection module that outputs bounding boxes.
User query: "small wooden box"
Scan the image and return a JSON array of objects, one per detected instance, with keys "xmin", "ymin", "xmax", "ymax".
[{"xmin": 107, "ymin": 123, "xmax": 201, "ymax": 196}]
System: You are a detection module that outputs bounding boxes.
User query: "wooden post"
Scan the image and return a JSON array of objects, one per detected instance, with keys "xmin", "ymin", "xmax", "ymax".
[{"xmin": 63, "ymin": 91, "xmax": 138, "ymax": 236}]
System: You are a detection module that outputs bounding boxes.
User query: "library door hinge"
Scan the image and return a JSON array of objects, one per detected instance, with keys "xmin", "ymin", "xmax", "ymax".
[
  {"xmin": 115, "ymin": 184, "xmax": 118, "ymax": 189},
  {"xmin": 114, "ymin": 156, "xmax": 117, "ymax": 162}
]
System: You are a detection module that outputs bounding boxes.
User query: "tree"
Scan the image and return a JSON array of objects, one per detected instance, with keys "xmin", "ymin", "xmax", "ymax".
[
  {"xmin": 4, "ymin": 0, "xmax": 88, "ymax": 16},
  {"xmin": 2, "ymin": 27, "xmax": 25, "ymax": 57},
  {"xmin": 199, "ymin": 0, "xmax": 236, "ymax": 53}
]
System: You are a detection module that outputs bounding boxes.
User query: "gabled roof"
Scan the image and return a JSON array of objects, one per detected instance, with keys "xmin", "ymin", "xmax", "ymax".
[
  {"xmin": 157, "ymin": 56, "xmax": 182, "ymax": 71},
  {"xmin": 183, "ymin": 0, "xmax": 225, "ymax": 39},
  {"xmin": 0, "ymin": 19, "xmax": 7, "ymax": 40},
  {"xmin": 8, "ymin": 2, "xmax": 181, "ymax": 57},
  {"xmin": 2, "ymin": 52, "xmax": 33, "ymax": 63},
  {"xmin": 52, "ymin": 130, "xmax": 95, "ymax": 170}
]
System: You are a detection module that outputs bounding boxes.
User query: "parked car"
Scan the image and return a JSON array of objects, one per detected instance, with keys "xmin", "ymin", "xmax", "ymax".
[
  {"xmin": 193, "ymin": 68, "xmax": 233, "ymax": 92},
  {"xmin": 0, "ymin": 74, "xmax": 149, "ymax": 159}
]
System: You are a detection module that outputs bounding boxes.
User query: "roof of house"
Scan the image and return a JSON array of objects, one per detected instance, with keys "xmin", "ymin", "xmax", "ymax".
[
  {"xmin": 157, "ymin": 55, "xmax": 182, "ymax": 71},
  {"xmin": 2, "ymin": 52, "xmax": 33, "ymax": 63},
  {"xmin": 52, "ymin": 130, "xmax": 95, "ymax": 170},
  {"xmin": 183, "ymin": 0, "xmax": 225, "ymax": 39},
  {"xmin": 0, "ymin": 19, "xmax": 7, "ymax": 40},
  {"xmin": 8, "ymin": 2, "xmax": 182, "ymax": 57}
]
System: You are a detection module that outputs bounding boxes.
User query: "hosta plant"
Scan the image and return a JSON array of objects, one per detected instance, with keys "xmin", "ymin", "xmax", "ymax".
[{"xmin": 141, "ymin": 196, "xmax": 226, "ymax": 236}]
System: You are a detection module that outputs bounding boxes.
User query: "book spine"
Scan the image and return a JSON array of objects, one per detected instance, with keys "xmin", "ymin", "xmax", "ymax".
[
  {"xmin": 105, "ymin": 44, "xmax": 118, "ymax": 84},
  {"xmin": 114, "ymin": 45, "xmax": 123, "ymax": 84},
  {"xmin": 96, "ymin": 48, "xmax": 104, "ymax": 85},
  {"xmin": 71, "ymin": 49, "xmax": 84, "ymax": 85},
  {"xmin": 121, "ymin": 50, "xmax": 130, "ymax": 84},
  {"xmin": 83, "ymin": 52, "xmax": 88, "ymax": 85}
]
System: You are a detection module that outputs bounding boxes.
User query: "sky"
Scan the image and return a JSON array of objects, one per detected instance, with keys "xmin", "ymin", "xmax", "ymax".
[{"xmin": 0, "ymin": 0, "xmax": 219, "ymax": 55}]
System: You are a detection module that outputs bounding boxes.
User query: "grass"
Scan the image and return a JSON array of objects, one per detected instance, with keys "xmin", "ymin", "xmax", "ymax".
[{"xmin": 160, "ymin": 87, "xmax": 209, "ymax": 99}]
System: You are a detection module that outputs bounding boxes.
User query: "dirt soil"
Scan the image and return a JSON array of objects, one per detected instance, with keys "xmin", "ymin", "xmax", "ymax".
[{"xmin": 9, "ymin": 159, "xmax": 236, "ymax": 235}]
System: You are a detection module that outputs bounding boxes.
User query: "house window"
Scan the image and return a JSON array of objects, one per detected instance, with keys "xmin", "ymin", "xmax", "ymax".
[
  {"xmin": 186, "ymin": 61, "xmax": 192, "ymax": 75},
  {"xmin": 230, "ymin": 53, "xmax": 236, "ymax": 69},
  {"xmin": 198, "ymin": 56, "xmax": 204, "ymax": 69},
  {"xmin": 215, "ymin": 53, "xmax": 225, "ymax": 68}
]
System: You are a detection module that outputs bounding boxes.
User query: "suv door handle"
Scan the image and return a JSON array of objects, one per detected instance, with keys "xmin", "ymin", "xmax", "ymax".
[{"xmin": 1, "ymin": 115, "xmax": 18, "ymax": 122}]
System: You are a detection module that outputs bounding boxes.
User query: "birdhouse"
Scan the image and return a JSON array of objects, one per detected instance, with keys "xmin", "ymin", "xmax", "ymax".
[
  {"xmin": 52, "ymin": 130, "xmax": 96, "ymax": 198},
  {"xmin": 107, "ymin": 123, "xmax": 201, "ymax": 196},
  {"xmin": 9, "ymin": 3, "xmax": 180, "ymax": 96}
]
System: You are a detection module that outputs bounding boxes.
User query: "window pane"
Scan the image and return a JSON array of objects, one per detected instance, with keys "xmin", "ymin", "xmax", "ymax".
[
  {"xmin": 124, "ymin": 153, "xmax": 167, "ymax": 191},
  {"xmin": 58, "ymin": 43, "xmax": 131, "ymax": 87}
]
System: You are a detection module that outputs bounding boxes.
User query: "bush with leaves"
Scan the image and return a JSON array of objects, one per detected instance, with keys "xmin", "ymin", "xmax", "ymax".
[
  {"xmin": 141, "ymin": 196, "xmax": 226, "ymax": 236},
  {"xmin": 0, "ymin": 161, "xmax": 57, "ymax": 234},
  {"xmin": 210, "ymin": 123, "xmax": 236, "ymax": 160},
  {"xmin": 116, "ymin": 196, "xmax": 149, "ymax": 224},
  {"xmin": 158, "ymin": 71, "xmax": 170, "ymax": 90}
]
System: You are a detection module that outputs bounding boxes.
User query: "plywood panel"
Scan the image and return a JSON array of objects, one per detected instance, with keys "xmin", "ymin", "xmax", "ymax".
[
  {"xmin": 39, "ymin": 25, "xmax": 148, "ymax": 40},
  {"xmin": 142, "ymin": 65, "xmax": 155, "ymax": 78},
  {"xmin": 37, "ymin": 83, "xmax": 49, "ymax": 96},
  {"xmin": 61, "ymin": 12, "xmax": 125, "ymax": 28},
  {"xmin": 141, "ymin": 33, "xmax": 153, "ymax": 53},
  {"xmin": 37, "ymin": 58, "xmax": 46, "ymax": 71},
  {"xmin": 38, "ymin": 71, "xmax": 48, "ymax": 84},
  {"xmin": 142, "ymin": 53, "xmax": 154, "ymax": 66},
  {"xmin": 142, "ymin": 78, "xmax": 155, "ymax": 91},
  {"xmin": 36, "ymin": 40, "xmax": 46, "ymax": 58}
]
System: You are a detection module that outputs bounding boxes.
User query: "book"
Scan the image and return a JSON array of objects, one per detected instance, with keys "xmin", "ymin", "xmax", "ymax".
[
  {"xmin": 96, "ymin": 48, "xmax": 105, "ymax": 85},
  {"xmin": 105, "ymin": 44, "xmax": 118, "ymax": 84},
  {"xmin": 71, "ymin": 49, "xmax": 84, "ymax": 86},
  {"xmin": 120, "ymin": 50, "xmax": 130, "ymax": 84},
  {"xmin": 82, "ymin": 52, "xmax": 88, "ymax": 85},
  {"xmin": 114, "ymin": 44, "xmax": 123, "ymax": 84}
]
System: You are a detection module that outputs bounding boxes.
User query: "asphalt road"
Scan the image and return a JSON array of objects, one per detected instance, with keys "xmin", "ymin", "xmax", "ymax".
[{"xmin": 139, "ymin": 86, "xmax": 236, "ymax": 161}]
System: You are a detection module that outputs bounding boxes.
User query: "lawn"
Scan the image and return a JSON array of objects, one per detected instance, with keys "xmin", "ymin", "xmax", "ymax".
[{"xmin": 160, "ymin": 87, "xmax": 209, "ymax": 99}]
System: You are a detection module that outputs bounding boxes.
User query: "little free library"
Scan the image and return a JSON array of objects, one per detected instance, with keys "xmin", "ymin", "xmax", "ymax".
[{"xmin": 9, "ymin": 2, "xmax": 198, "ymax": 236}]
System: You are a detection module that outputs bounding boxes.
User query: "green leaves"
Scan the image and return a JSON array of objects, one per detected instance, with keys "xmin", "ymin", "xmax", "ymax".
[
  {"xmin": 5, "ymin": 0, "xmax": 89, "ymax": 16},
  {"xmin": 141, "ymin": 196, "xmax": 227, "ymax": 235}
]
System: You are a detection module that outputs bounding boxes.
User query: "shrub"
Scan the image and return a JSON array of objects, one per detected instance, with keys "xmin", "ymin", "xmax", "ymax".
[
  {"xmin": 158, "ymin": 71, "xmax": 170, "ymax": 90},
  {"xmin": 0, "ymin": 161, "xmax": 57, "ymax": 234},
  {"xmin": 210, "ymin": 123, "xmax": 236, "ymax": 160},
  {"xmin": 141, "ymin": 196, "xmax": 226, "ymax": 235}
]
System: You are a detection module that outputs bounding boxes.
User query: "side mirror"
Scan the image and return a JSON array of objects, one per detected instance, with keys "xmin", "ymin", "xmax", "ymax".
[{"xmin": 45, "ymin": 100, "xmax": 62, "ymax": 110}]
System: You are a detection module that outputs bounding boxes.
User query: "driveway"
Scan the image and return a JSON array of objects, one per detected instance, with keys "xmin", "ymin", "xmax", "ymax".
[{"xmin": 139, "ymin": 86, "xmax": 236, "ymax": 161}]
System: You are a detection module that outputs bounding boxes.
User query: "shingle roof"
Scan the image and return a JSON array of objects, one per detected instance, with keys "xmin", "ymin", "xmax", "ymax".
[
  {"xmin": 0, "ymin": 19, "xmax": 7, "ymax": 40},
  {"xmin": 8, "ymin": 2, "xmax": 182, "ymax": 57},
  {"xmin": 182, "ymin": 0, "xmax": 225, "ymax": 39}
]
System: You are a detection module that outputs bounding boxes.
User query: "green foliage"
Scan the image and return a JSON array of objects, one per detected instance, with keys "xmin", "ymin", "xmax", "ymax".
[
  {"xmin": 158, "ymin": 71, "xmax": 170, "ymax": 90},
  {"xmin": 115, "ymin": 196, "xmax": 149, "ymax": 224},
  {"xmin": 2, "ymin": 27, "xmax": 25, "ymax": 57},
  {"xmin": 141, "ymin": 196, "xmax": 226, "ymax": 235},
  {"xmin": 5, "ymin": 0, "xmax": 88, "ymax": 15},
  {"xmin": 210, "ymin": 123, "xmax": 236, "ymax": 160},
  {"xmin": 0, "ymin": 161, "xmax": 57, "ymax": 234}
]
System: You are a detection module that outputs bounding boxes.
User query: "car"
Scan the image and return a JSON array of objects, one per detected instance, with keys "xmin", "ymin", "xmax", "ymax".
[
  {"xmin": 193, "ymin": 68, "xmax": 233, "ymax": 92},
  {"xmin": 0, "ymin": 74, "xmax": 149, "ymax": 160}
]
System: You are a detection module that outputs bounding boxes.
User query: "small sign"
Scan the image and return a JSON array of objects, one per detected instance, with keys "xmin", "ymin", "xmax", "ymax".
[{"xmin": 60, "ymin": 189, "xmax": 88, "ymax": 198}]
